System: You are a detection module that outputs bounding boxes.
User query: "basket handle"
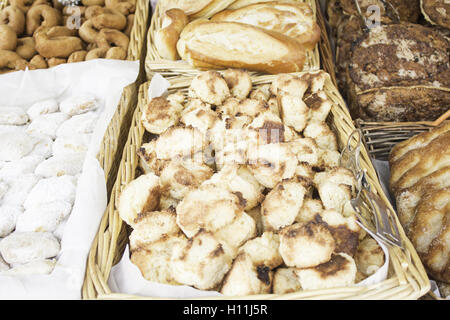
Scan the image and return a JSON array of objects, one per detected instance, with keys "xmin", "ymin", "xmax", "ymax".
[{"xmin": 432, "ymin": 109, "xmax": 450, "ymax": 126}]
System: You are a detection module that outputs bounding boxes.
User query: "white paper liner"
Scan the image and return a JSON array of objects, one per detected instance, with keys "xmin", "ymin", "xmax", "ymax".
[
  {"xmin": 0, "ymin": 59, "xmax": 139, "ymax": 299},
  {"xmin": 107, "ymin": 73, "xmax": 390, "ymax": 299}
]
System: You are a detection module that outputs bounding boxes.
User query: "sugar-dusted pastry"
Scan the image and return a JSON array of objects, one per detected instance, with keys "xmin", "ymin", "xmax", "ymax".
[
  {"xmin": 26, "ymin": 99, "xmax": 59, "ymax": 121},
  {"xmin": 0, "ymin": 107, "xmax": 28, "ymax": 125},
  {"xmin": 0, "ymin": 231, "xmax": 60, "ymax": 264},
  {"xmin": 15, "ymin": 201, "xmax": 72, "ymax": 233},
  {"xmin": 59, "ymin": 94, "xmax": 99, "ymax": 116},
  {"xmin": 52, "ymin": 134, "xmax": 92, "ymax": 156},
  {"xmin": 0, "ymin": 205, "xmax": 22, "ymax": 237},
  {"xmin": 23, "ymin": 175, "xmax": 77, "ymax": 210},
  {"xmin": 56, "ymin": 111, "xmax": 99, "ymax": 137},
  {"xmin": 34, "ymin": 153, "xmax": 85, "ymax": 177},
  {"xmin": 0, "ymin": 131, "xmax": 38, "ymax": 161},
  {"xmin": 0, "ymin": 255, "xmax": 9, "ymax": 272},
  {"xmin": 1, "ymin": 259, "xmax": 56, "ymax": 276},
  {"xmin": 2, "ymin": 174, "xmax": 39, "ymax": 207},
  {"xmin": 30, "ymin": 136, "xmax": 53, "ymax": 159},
  {"xmin": 26, "ymin": 112, "xmax": 69, "ymax": 138},
  {"xmin": 0, "ymin": 155, "xmax": 43, "ymax": 182}
]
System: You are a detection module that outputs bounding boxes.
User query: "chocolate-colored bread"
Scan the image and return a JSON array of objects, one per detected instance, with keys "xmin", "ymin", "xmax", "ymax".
[
  {"xmin": 347, "ymin": 23, "xmax": 450, "ymax": 121},
  {"xmin": 421, "ymin": 0, "xmax": 450, "ymax": 29},
  {"xmin": 339, "ymin": 0, "xmax": 421, "ymax": 23}
]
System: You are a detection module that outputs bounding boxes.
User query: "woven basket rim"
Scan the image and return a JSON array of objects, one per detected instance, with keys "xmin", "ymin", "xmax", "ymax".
[{"xmin": 82, "ymin": 70, "xmax": 431, "ymax": 300}]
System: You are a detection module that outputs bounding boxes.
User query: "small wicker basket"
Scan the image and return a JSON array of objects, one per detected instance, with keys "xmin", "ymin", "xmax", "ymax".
[
  {"xmin": 356, "ymin": 120, "xmax": 450, "ymax": 162},
  {"xmin": 82, "ymin": 71, "xmax": 430, "ymax": 300},
  {"xmin": 145, "ymin": 0, "xmax": 322, "ymax": 80}
]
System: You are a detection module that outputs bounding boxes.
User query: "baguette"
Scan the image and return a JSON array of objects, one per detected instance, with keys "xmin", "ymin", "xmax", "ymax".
[
  {"xmin": 154, "ymin": 8, "xmax": 189, "ymax": 60},
  {"xmin": 228, "ymin": 0, "xmax": 297, "ymax": 10},
  {"xmin": 177, "ymin": 20, "xmax": 306, "ymax": 74},
  {"xmin": 161, "ymin": 0, "xmax": 214, "ymax": 16},
  {"xmin": 190, "ymin": 0, "xmax": 238, "ymax": 19},
  {"xmin": 211, "ymin": 2, "xmax": 320, "ymax": 49}
]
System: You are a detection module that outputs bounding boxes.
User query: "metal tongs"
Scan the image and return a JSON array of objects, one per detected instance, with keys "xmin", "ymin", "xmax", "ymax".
[{"xmin": 340, "ymin": 130, "xmax": 403, "ymax": 249}]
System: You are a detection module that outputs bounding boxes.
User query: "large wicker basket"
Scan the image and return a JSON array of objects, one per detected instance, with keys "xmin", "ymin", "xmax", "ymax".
[
  {"xmin": 145, "ymin": 0, "xmax": 323, "ymax": 80},
  {"xmin": 0, "ymin": 0, "xmax": 149, "ymax": 63},
  {"xmin": 82, "ymin": 71, "xmax": 430, "ymax": 300}
]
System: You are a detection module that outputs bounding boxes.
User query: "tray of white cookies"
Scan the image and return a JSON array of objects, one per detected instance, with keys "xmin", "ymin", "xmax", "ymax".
[
  {"xmin": 0, "ymin": 59, "xmax": 138, "ymax": 299},
  {"xmin": 83, "ymin": 69, "xmax": 430, "ymax": 300}
]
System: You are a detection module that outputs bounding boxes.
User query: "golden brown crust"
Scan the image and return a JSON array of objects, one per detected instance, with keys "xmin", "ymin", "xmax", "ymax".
[
  {"xmin": 211, "ymin": 2, "xmax": 320, "ymax": 50},
  {"xmin": 154, "ymin": 8, "xmax": 188, "ymax": 60},
  {"xmin": 389, "ymin": 124, "xmax": 450, "ymax": 283},
  {"xmin": 177, "ymin": 20, "xmax": 306, "ymax": 74},
  {"xmin": 421, "ymin": 0, "xmax": 450, "ymax": 29}
]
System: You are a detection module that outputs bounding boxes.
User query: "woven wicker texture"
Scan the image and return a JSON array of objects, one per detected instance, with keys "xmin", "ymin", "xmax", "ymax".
[
  {"xmin": 145, "ymin": 0, "xmax": 322, "ymax": 80},
  {"xmin": 82, "ymin": 71, "xmax": 430, "ymax": 300}
]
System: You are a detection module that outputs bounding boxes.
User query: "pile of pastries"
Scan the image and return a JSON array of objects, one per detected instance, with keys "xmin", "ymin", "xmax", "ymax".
[
  {"xmin": 327, "ymin": 0, "xmax": 449, "ymax": 122},
  {"xmin": 0, "ymin": 94, "xmax": 101, "ymax": 275},
  {"xmin": 389, "ymin": 122, "xmax": 450, "ymax": 286},
  {"xmin": 153, "ymin": 0, "xmax": 321, "ymax": 74},
  {"xmin": 0, "ymin": 0, "xmax": 135, "ymax": 74},
  {"xmin": 118, "ymin": 69, "xmax": 385, "ymax": 295}
]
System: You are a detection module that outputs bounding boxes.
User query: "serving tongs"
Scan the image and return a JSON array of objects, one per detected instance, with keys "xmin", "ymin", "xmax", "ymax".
[{"xmin": 340, "ymin": 130, "xmax": 403, "ymax": 249}]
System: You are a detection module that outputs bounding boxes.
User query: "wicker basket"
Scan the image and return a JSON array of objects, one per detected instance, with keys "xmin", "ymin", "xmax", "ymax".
[
  {"xmin": 356, "ymin": 120, "xmax": 450, "ymax": 162},
  {"xmin": 0, "ymin": 0, "xmax": 149, "ymax": 62},
  {"xmin": 145, "ymin": 0, "xmax": 322, "ymax": 80},
  {"xmin": 82, "ymin": 71, "xmax": 431, "ymax": 300}
]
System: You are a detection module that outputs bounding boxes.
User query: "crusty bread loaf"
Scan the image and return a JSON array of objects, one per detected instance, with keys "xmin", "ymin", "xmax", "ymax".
[
  {"xmin": 154, "ymin": 9, "xmax": 189, "ymax": 60},
  {"xmin": 229, "ymin": 0, "xmax": 297, "ymax": 10},
  {"xmin": 177, "ymin": 20, "xmax": 307, "ymax": 74},
  {"xmin": 389, "ymin": 123, "xmax": 450, "ymax": 283},
  {"xmin": 211, "ymin": 2, "xmax": 320, "ymax": 49},
  {"xmin": 190, "ymin": 0, "xmax": 238, "ymax": 19},
  {"xmin": 339, "ymin": 0, "xmax": 420, "ymax": 23},
  {"xmin": 162, "ymin": 0, "xmax": 214, "ymax": 16},
  {"xmin": 347, "ymin": 23, "xmax": 450, "ymax": 121},
  {"xmin": 421, "ymin": 0, "xmax": 450, "ymax": 29}
]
